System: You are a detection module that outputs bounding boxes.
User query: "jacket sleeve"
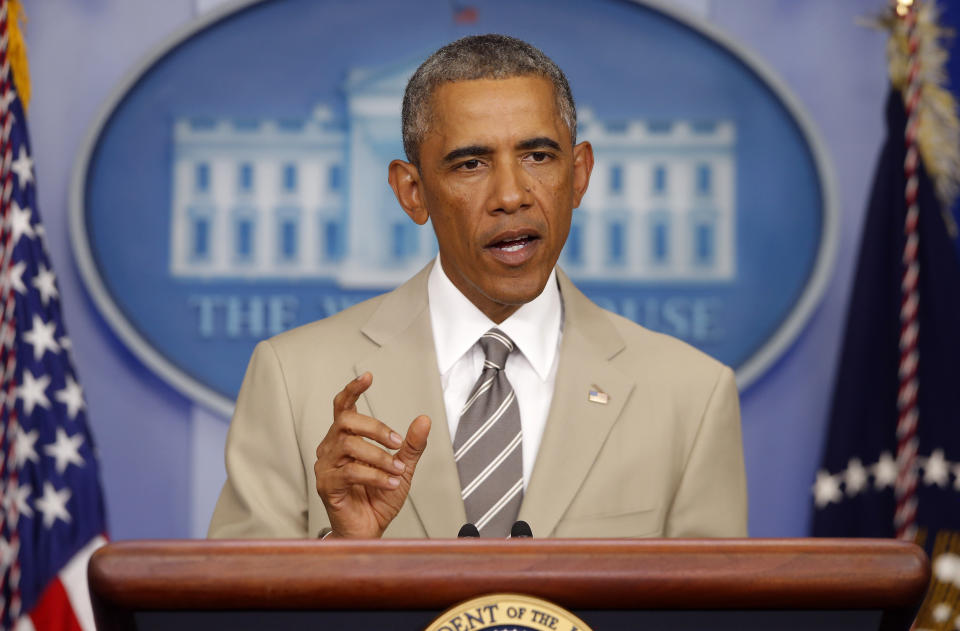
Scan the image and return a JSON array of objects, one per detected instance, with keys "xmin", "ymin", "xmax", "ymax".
[
  {"xmin": 207, "ymin": 340, "xmax": 311, "ymax": 538},
  {"xmin": 664, "ymin": 365, "xmax": 748, "ymax": 537}
]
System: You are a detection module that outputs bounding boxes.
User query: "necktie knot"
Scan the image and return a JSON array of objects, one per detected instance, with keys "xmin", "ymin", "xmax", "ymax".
[{"xmin": 479, "ymin": 328, "xmax": 514, "ymax": 371}]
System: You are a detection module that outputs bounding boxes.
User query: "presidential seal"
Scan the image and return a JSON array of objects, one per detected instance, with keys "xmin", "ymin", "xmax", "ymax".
[
  {"xmin": 424, "ymin": 594, "xmax": 592, "ymax": 631},
  {"xmin": 73, "ymin": 0, "xmax": 835, "ymax": 419}
]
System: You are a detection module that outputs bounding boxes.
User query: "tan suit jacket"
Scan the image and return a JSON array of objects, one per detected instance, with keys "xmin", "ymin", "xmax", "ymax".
[{"xmin": 208, "ymin": 263, "xmax": 747, "ymax": 538}]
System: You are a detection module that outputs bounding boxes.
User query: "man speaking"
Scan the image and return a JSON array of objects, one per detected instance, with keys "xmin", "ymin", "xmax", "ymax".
[{"xmin": 208, "ymin": 34, "xmax": 747, "ymax": 539}]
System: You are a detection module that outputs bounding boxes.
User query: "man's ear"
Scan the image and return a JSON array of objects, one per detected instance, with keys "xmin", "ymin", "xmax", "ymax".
[
  {"xmin": 571, "ymin": 140, "xmax": 594, "ymax": 208},
  {"xmin": 388, "ymin": 159, "xmax": 429, "ymax": 225}
]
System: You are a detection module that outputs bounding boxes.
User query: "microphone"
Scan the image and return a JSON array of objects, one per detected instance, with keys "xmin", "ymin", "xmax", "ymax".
[
  {"xmin": 509, "ymin": 520, "xmax": 533, "ymax": 538},
  {"xmin": 458, "ymin": 523, "xmax": 480, "ymax": 538}
]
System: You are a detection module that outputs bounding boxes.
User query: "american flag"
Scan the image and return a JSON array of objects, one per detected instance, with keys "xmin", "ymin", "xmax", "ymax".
[{"xmin": 0, "ymin": 1, "xmax": 108, "ymax": 629}]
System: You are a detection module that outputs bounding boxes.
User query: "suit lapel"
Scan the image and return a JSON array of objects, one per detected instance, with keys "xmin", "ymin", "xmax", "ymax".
[
  {"xmin": 518, "ymin": 270, "xmax": 635, "ymax": 537},
  {"xmin": 355, "ymin": 264, "xmax": 466, "ymax": 538}
]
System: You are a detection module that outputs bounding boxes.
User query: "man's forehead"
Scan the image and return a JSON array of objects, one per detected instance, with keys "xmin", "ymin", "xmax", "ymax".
[{"xmin": 424, "ymin": 76, "xmax": 566, "ymax": 141}]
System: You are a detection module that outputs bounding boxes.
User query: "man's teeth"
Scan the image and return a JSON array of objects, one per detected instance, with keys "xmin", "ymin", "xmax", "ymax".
[{"xmin": 497, "ymin": 236, "xmax": 530, "ymax": 252}]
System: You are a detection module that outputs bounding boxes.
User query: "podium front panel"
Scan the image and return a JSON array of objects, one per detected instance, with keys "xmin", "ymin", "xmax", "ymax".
[{"xmin": 89, "ymin": 539, "xmax": 928, "ymax": 631}]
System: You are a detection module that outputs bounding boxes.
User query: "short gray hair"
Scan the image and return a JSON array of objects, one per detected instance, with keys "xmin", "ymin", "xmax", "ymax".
[{"xmin": 401, "ymin": 34, "xmax": 577, "ymax": 166}]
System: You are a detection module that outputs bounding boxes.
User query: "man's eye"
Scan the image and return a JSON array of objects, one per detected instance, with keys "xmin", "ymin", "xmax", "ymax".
[
  {"xmin": 460, "ymin": 159, "xmax": 481, "ymax": 170},
  {"xmin": 529, "ymin": 152, "xmax": 549, "ymax": 162}
]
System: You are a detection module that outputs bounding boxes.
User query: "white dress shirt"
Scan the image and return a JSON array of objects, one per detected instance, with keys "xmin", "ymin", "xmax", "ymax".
[{"xmin": 427, "ymin": 256, "xmax": 563, "ymax": 490}]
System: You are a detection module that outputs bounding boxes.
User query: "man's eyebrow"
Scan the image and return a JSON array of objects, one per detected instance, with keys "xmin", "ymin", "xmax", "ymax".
[
  {"xmin": 516, "ymin": 136, "xmax": 562, "ymax": 152},
  {"xmin": 442, "ymin": 145, "xmax": 493, "ymax": 164}
]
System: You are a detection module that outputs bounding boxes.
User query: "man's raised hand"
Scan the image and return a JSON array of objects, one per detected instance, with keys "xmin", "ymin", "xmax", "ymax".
[{"xmin": 314, "ymin": 372, "xmax": 430, "ymax": 538}]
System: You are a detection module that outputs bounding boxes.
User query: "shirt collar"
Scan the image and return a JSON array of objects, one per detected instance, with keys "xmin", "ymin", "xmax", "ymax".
[{"xmin": 427, "ymin": 256, "xmax": 562, "ymax": 381}]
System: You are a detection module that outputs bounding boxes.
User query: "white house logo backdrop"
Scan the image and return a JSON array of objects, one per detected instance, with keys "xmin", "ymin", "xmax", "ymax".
[{"xmin": 71, "ymin": 0, "xmax": 835, "ymax": 414}]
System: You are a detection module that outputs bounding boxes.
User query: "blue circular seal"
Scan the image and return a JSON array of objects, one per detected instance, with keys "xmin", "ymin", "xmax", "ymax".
[{"xmin": 71, "ymin": 0, "xmax": 835, "ymax": 414}]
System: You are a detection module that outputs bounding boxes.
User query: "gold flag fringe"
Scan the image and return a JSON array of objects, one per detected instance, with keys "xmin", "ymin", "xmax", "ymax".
[
  {"xmin": 869, "ymin": 0, "xmax": 960, "ymax": 237},
  {"xmin": 7, "ymin": 0, "xmax": 29, "ymax": 111},
  {"xmin": 912, "ymin": 529, "xmax": 960, "ymax": 631}
]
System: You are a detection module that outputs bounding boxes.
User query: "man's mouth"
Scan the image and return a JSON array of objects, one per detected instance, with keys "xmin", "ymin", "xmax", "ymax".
[
  {"xmin": 485, "ymin": 231, "xmax": 541, "ymax": 265},
  {"xmin": 493, "ymin": 235, "xmax": 536, "ymax": 252}
]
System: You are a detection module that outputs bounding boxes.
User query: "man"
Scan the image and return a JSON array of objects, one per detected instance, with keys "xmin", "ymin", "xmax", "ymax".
[{"xmin": 208, "ymin": 34, "xmax": 747, "ymax": 539}]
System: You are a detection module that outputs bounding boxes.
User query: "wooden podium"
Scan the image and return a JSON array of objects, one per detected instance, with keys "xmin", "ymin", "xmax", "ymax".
[{"xmin": 88, "ymin": 539, "xmax": 929, "ymax": 631}]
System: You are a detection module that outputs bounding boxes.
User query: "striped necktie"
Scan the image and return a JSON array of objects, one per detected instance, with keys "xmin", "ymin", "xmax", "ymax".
[{"xmin": 453, "ymin": 328, "xmax": 523, "ymax": 537}]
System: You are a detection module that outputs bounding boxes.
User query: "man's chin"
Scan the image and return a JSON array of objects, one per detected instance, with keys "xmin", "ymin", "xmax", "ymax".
[
  {"xmin": 484, "ymin": 278, "xmax": 551, "ymax": 309},
  {"xmin": 453, "ymin": 265, "xmax": 556, "ymax": 321}
]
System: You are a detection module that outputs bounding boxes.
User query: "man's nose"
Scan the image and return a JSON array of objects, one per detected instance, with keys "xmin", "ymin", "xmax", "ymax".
[{"xmin": 491, "ymin": 162, "xmax": 533, "ymax": 213}]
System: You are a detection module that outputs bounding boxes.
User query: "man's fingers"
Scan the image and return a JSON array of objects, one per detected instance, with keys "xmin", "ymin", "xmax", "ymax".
[
  {"xmin": 340, "ymin": 435, "xmax": 406, "ymax": 475},
  {"xmin": 329, "ymin": 374, "xmax": 403, "ymax": 449},
  {"xmin": 395, "ymin": 415, "xmax": 431, "ymax": 471},
  {"xmin": 329, "ymin": 411, "xmax": 403, "ymax": 450},
  {"xmin": 333, "ymin": 372, "xmax": 373, "ymax": 414},
  {"xmin": 334, "ymin": 461, "xmax": 401, "ymax": 491}
]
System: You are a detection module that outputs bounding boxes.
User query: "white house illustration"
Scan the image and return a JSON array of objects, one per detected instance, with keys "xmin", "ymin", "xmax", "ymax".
[{"xmin": 169, "ymin": 60, "xmax": 736, "ymax": 285}]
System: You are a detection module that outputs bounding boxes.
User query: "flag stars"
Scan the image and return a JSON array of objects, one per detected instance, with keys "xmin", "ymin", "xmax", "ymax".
[
  {"xmin": 0, "ymin": 538, "xmax": 17, "ymax": 573},
  {"xmin": 2, "ymin": 261, "xmax": 26, "ymax": 295},
  {"xmin": 813, "ymin": 471, "xmax": 843, "ymax": 508},
  {"xmin": 872, "ymin": 452, "xmax": 898, "ymax": 490},
  {"xmin": 816, "ymin": 449, "xmax": 959, "ymax": 505},
  {"xmin": 32, "ymin": 264, "xmax": 58, "ymax": 306},
  {"xmin": 43, "ymin": 427, "xmax": 85, "ymax": 474},
  {"xmin": 55, "ymin": 375, "xmax": 85, "ymax": 420},
  {"xmin": 10, "ymin": 146, "xmax": 33, "ymax": 190},
  {"xmin": 18, "ymin": 369, "xmax": 51, "ymax": 415},
  {"xmin": 844, "ymin": 458, "xmax": 868, "ymax": 496},
  {"xmin": 3, "ymin": 479, "xmax": 33, "ymax": 528},
  {"xmin": 7, "ymin": 200, "xmax": 34, "ymax": 245},
  {"xmin": 922, "ymin": 449, "xmax": 950, "ymax": 487},
  {"xmin": 23, "ymin": 314, "xmax": 60, "ymax": 361},
  {"xmin": 11, "ymin": 482, "xmax": 32, "ymax": 522},
  {"xmin": 13, "ymin": 426, "xmax": 39, "ymax": 468},
  {"xmin": 34, "ymin": 482, "xmax": 71, "ymax": 528}
]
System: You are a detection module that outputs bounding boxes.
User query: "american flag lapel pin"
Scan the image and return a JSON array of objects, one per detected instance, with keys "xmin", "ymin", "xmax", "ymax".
[{"xmin": 588, "ymin": 385, "xmax": 609, "ymax": 404}]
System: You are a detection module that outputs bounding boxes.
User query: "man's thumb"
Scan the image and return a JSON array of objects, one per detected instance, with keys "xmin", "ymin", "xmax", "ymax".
[{"xmin": 396, "ymin": 415, "xmax": 430, "ymax": 473}]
